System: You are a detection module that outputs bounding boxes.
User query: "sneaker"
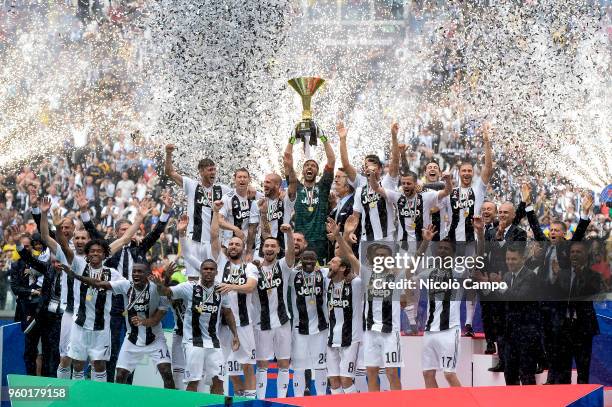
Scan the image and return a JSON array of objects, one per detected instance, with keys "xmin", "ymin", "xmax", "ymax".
[
  {"xmin": 488, "ymin": 364, "xmax": 504, "ymax": 372},
  {"xmin": 464, "ymin": 324, "xmax": 475, "ymax": 337},
  {"xmin": 485, "ymin": 341, "xmax": 496, "ymax": 355}
]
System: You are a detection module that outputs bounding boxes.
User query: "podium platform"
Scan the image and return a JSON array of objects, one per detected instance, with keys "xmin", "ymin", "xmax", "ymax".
[
  {"xmin": 400, "ymin": 334, "xmax": 579, "ymax": 388},
  {"xmin": 271, "ymin": 385, "xmax": 604, "ymax": 407}
]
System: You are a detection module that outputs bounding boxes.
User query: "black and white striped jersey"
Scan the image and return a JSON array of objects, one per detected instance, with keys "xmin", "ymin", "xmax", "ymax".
[
  {"xmin": 289, "ymin": 267, "xmax": 329, "ymax": 335},
  {"xmin": 252, "ymin": 257, "xmax": 292, "ymax": 331},
  {"xmin": 361, "ymin": 264, "xmax": 405, "ymax": 333},
  {"xmin": 216, "ymin": 253, "xmax": 259, "ymax": 327},
  {"xmin": 353, "ymin": 184, "xmax": 396, "ymax": 241},
  {"xmin": 110, "ymin": 280, "xmax": 169, "ymax": 346},
  {"xmin": 72, "ymin": 256, "xmax": 123, "ymax": 331},
  {"xmin": 327, "ymin": 276, "xmax": 363, "ymax": 347},
  {"xmin": 442, "ymin": 179, "xmax": 487, "ymax": 242},
  {"xmin": 170, "ymin": 282, "xmax": 229, "ymax": 348},
  {"xmin": 183, "ymin": 176, "xmax": 232, "ymax": 243}
]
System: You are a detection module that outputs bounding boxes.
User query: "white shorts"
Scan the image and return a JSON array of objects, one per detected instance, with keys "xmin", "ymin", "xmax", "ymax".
[
  {"xmin": 422, "ymin": 327, "xmax": 460, "ymax": 373},
  {"xmin": 186, "ymin": 239, "xmax": 212, "ymax": 271},
  {"xmin": 254, "ymin": 323, "xmax": 292, "ymax": 361},
  {"xmin": 171, "ymin": 333, "xmax": 185, "ymax": 370},
  {"xmin": 363, "ymin": 330, "xmax": 403, "ymax": 368},
  {"xmin": 221, "ymin": 325, "xmax": 256, "ymax": 376},
  {"xmin": 59, "ymin": 312, "xmax": 73, "ymax": 358},
  {"xmin": 116, "ymin": 336, "xmax": 171, "ymax": 372},
  {"xmin": 184, "ymin": 342, "xmax": 225, "ymax": 384},
  {"xmin": 291, "ymin": 330, "xmax": 328, "ymax": 370},
  {"xmin": 67, "ymin": 323, "xmax": 111, "ymax": 362},
  {"xmin": 356, "ymin": 341, "xmax": 365, "ymax": 370},
  {"xmin": 327, "ymin": 342, "xmax": 360, "ymax": 378}
]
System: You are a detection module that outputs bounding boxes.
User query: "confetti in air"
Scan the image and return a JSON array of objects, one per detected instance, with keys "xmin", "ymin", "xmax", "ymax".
[{"xmin": 0, "ymin": 0, "xmax": 609, "ymax": 196}]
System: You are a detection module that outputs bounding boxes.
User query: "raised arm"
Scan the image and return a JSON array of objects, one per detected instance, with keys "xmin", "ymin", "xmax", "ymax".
[
  {"xmin": 177, "ymin": 214, "xmax": 202, "ymax": 271},
  {"xmin": 75, "ymin": 189, "xmax": 104, "ymax": 240},
  {"xmin": 437, "ymin": 172, "xmax": 453, "ymax": 199},
  {"xmin": 283, "ymin": 142, "xmax": 298, "ymax": 201},
  {"xmin": 164, "ymin": 144, "xmax": 183, "ymax": 188},
  {"xmin": 388, "ymin": 122, "xmax": 400, "ymax": 178},
  {"xmin": 38, "ymin": 197, "xmax": 59, "ymax": 254},
  {"xmin": 368, "ymin": 174, "xmax": 387, "ymax": 199},
  {"xmin": 109, "ymin": 198, "xmax": 153, "ymax": 254},
  {"xmin": 322, "ymin": 135, "xmax": 336, "ymax": 171},
  {"xmin": 139, "ymin": 192, "xmax": 173, "ymax": 252},
  {"xmin": 572, "ymin": 193, "xmax": 593, "ymax": 241},
  {"xmin": 16, "ymin": 244, "xmax": 50, "ymax": 278},
  {"xmin": 337, "ymin": 121, "xmax": 358, "ymax": 183},
  {"xmin": 279, "ymin": 224, "xmax": 295, "ymax": 267},
  {"xmin": 210, "ymin": 200, "xmax": 223, "ymax": 260},
  {"xmin": 257, "ymin": 199, "xmax": 271, "ymax": 239},
  {"xmin": 328, "ymin": 218, "xmax": 359, "ymax": 275},
  {"xmin": 480, "ymin": 122, "xmax": 493, "ymax": 185}
]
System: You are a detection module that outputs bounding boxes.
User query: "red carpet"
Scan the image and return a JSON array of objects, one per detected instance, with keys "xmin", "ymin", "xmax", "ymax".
[{"xmin": 272, "ymin": 385, "xmax": 603, "ymax": 407}]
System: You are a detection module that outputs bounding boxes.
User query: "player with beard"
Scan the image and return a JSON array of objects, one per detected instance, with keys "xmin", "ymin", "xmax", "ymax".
[
  {"xmin": 60, "ymin": 239, "xmax": 125, "ymax": 383},
  {"xmin": 219, "ymin": 168, "xmax": 261, "ymax": 259},
  {"xmin": 152, "ymin": 259, "xmax": 240, "ymax": 394},
  {"xmin": 253, "ymin": 173, "xmax": 295, "ymax": 259},
  {"xmin": 164, "ymin": 144, "xmax": 232, "ymax": 270},
  {"xmin": 68, "ymin": 262, "xmax": 175, "ymax": 388},
  {"xmin": 35, "ymin": 194, "xmax": 91, "ymax": 380},
  {"xmin": 338, "ymin": 121, "xmax": 400, "ymax": 190},
  {"xmin": 283, "ymin": 122, "xmax": 335, "ymax": 263},
  {"xmin": 251, "ymin": 226, "xmax": 295, "ymax": 399},
  {"xmin": 210, "ymin": 201, "xmax": 259, "ymax": 398},
  {"xmin": 324, "ymin": 218, "xmax": 363, "ymax": 394},
  {"xmin": 439, "ymin": 123, "xmax": 493, "ymax": 337},
  {"xmin": 418, "ymin": 160, "xmax": 453, "ymax": 240},
  {"xmin": 288, "ymin": 249, "xmax": 329, "ymax": 397}
]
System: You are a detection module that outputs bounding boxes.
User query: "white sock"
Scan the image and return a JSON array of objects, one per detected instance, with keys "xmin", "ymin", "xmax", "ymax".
[
  {"xmin": 243, "ymin": 389, "xmax": 256, "ymax": 398},
  {"xmin": 379, "ymin": 369, "xmax": 390, "ymax": 391},
  {"xmin": 344, "ymin": 384, "xmax": 356, "ymax": 394},
  {"xmin": 403, "ymin": 305, "xmax": 417, "ymax": 325},
  {"xmin": 57, "ymin": 366, "xmax": 71, "ymax": 379},
  {"xmin": 172, "ymin": 368, "xmax": 186, "ymax": 390},
  {"xmin": 256, "ymin": 368, "xmax": 268, "ymax": 399},
  {"xmin": 293, "ymin": 369, "xmax": 306, "ymax": 397},
  {"xmin": 276, "ymin": 368, "xmax": 290, "ymax": 398},
  {"xmin": 92, "ymin": 371, "xmax": 107, "ymax": 382},
  {"xmin": 355, "ymin": 369, "xmax": 368, "ymax": 393},
  {"xmin": 330, "ymin": 387, "xmax": 343, "ymax": 394},
  {"xmin": 223, "ymin": 373, "xmax": 230, "ymax": 396},
  {"xmin": 73, "ymin": 370, "xmax": 85, "ymax": 381},
  {"xmin": 466, "ymin": 300, "xmax": 475, "ymax": 326},
  {"xmin": 314, "ymin": 369, "xmax": 328, "ymax": 396}
]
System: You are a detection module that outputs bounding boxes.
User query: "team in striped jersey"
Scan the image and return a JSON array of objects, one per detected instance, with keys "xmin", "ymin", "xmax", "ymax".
[{"xmin": 23, "ymin": 120, "xmax": 497, "ymax": 399}]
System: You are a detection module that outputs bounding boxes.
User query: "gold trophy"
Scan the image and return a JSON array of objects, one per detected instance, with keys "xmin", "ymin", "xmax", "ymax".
[{"xmin": 288, "ymin": 77, "xmax": 326, "ymax": 158}]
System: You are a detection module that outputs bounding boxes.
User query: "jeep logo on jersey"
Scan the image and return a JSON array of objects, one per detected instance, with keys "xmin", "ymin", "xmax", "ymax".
[
  {"xmin": 259, "ymin": 277, "xmax": 282, "ymax": 290},
  {"xmin": 368, "ymin": 287, "xmax": 392, "ymax": 298},
  {"xmin": 195, "ymin": 303, "xmax": 219, "ymax": 314},
  {"xmin": 234, "ymin": 209, "xmax": 250, "ymax": 219},
  {"xmin": 452, "ymin": 199, "xmax": 474, "ymax": 210},
  {"xmin": 224, "ymin": 275, "xmax": 246, "ymax": 285},
  {"xmin": 328, "ymin": 298, "xmax": 349, "ymax": 309},
  {"xmin": 400, "ymin": 207, "xmax": 420, "ymax": 218},
  {"xmin": 297, "ymin": 286, "xmax": 322, "ymax": 296},
  {"xmin": 361, "ymin": 193, "xmax": 380, "ymax": 205}
]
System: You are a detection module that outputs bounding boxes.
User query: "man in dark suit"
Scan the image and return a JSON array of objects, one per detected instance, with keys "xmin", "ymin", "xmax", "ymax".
[
  {"xmin": 549, "ymin": 240, "xmax": 602, "ymax": 384},
  {"xmin": 487, "ymin": 244, "xmax": 541, "ymax": 385},
  {"xmin": 327, "ymin": 168, "xmax": 358, "ymax": 258},
  {"xmin": 15, "ymin": 233, "xmax": 64, "ymax": 378},
  {"xmin": 520, "ymin": 184, "xmax": 593, "ymax": 383},
  {"xmin": 479, "ymin": 201, "xmax": 527, "ymax": 369}
]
